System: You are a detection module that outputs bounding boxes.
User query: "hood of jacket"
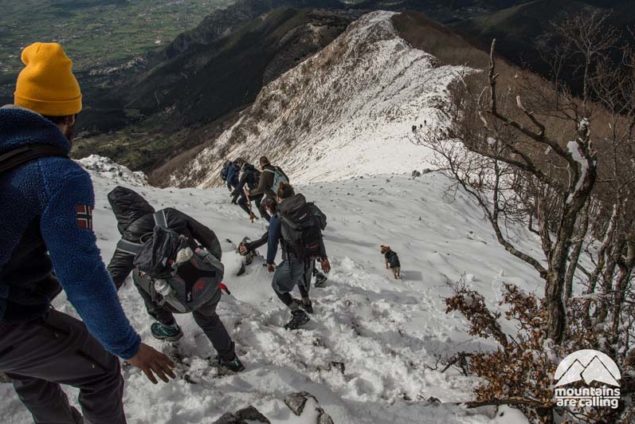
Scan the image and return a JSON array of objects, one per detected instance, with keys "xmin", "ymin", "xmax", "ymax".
[
  {"xmin": 0, "ymin": 105, "xmax": 71, "ymax": 155},
  {"xmin": 107, "ymin": 186, "xmax": 155, "ymax": 233}
]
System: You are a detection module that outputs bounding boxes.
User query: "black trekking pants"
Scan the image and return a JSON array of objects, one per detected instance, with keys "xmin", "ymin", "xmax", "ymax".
[
  {"xmin": 0, "ymin": 309, "xmax": 126, "ymax": 424},
  {"xmin": 132, "ymin": 271, "xmax": 235, "ymax": 361}
]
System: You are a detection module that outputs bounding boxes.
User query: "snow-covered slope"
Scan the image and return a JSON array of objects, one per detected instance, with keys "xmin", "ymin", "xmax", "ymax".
[
  {"xmin": 1, "ymin": 158, "xmax": 541, "ymax": 423},
  {"xmin": 173, "ymin": 11, "xmax": 470, "ymax": 188}
]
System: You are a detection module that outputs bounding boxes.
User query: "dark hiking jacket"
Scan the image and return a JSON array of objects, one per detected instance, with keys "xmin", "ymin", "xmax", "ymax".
[
  {"xmin": 231, "ymin": 163, "xmax": 260, "ymax": 197},
  {"xmin": 106, "ymin": 186, "xmax": 222, "ymax": 289},
  {"xmin": 0, "ymin": 106, "xmax": 140, "ymax": 359},
  {"xmin": 226, "ymin": 162, "xmax": 240, "ymax": 189},
  {"xmin": 267, "ymin": 194, "xmax": 327, "ymax": 264},
  {"xmin": 245, "ymin": 231, "xmax": 268, "ymax": 252},
  {"xmin": 250, "ymin": 164, "xmax": 287, "ymax": 199}
]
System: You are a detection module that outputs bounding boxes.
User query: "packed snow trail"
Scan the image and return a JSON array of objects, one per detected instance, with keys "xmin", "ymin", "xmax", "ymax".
[{"xmin": 0, "ymin": 158, "xmax": 538, "ymax": 423}]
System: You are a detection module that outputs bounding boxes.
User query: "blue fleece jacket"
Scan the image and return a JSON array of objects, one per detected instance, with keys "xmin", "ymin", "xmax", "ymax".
[{"xmin": 0, "ymin": 106, "xmax": 141, "ymax": 359}]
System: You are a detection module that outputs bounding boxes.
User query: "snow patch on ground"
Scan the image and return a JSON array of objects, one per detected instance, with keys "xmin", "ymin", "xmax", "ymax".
[
  {"xmin": 78, "ymin": 154, "xmax": 148, "ymax": 186},
  {"xmin": 0, "ymin": 160, "xmax": 540, "ymax": 423}
]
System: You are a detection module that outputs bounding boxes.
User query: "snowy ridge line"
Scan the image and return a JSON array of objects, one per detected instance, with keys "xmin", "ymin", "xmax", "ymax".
[{"xmin": 172, "ymin": 11, "xmax": 472, "ymax": 188}]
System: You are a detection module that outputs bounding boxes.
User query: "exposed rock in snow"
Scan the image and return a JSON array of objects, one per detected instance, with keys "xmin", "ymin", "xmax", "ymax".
[
  {"xmin": 212, "ymin": 405, "xmax": 270, "ymax": 424},
  {"xmin": 284, "ymin": 392, "xmax": 335, "ymax": 423},
  {"xmin": 173, "ymin": 11, "xmax": 471, "ymax": 188}
]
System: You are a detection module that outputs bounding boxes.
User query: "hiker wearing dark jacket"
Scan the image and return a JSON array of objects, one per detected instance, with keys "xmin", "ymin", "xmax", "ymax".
[
  {"xmin": 0, "ymin": 43, "xmax": 174, "ymax": 424},
  {"xmin": 239, "ymin": 206, "xmax": 328, "ymax": 288},
  {"xmin": 265, "ymin": 185, "xmax": 330, "ymax": 330},
  {"xmin": 250, "ymin": 156, "xmax": 289, "ymax": 199},
  {"xmin": 107, "ymin": 186, "xmax": 244, "ymax": 372},
  {"xmin": 232, "ymin": 162, "xmax": 266, "ymax": 221},
  {"xmin": 226, "ymin": 161, "xmax": 240, "ymax": 191}
]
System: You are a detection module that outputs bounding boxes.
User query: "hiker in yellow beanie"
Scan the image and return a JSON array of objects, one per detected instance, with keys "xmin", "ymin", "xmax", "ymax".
[
  {"xmin": 0, "ymin": 42, "xmax": 176, "ymax": 424},
  {"xmin": 14, "ymin": 42, "xmax": 83, "ymax": 117}
]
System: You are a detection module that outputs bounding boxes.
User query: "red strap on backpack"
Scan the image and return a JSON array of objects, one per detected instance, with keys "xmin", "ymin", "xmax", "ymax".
[{"xmin": 219, "ymin": 282, "xmax": 231, "ymax": 296}]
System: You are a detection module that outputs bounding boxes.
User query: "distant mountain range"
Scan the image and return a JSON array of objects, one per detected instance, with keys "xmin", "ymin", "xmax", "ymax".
[
  {"xmin": 454, "ymin": 0, "xmax": 634, "ymax": 79},
  {"xmin": 1, "ymin": 0, "xmax": 632, "ymax": 179}
]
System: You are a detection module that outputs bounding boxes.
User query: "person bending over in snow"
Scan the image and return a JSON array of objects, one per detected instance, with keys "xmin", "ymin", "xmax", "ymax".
[
  {"xmin": 265, "ymin": 183, "xmax": 331, "ymax": 330},
  {"xmin": 107, "ymin": 186, "xmax": 244, "ymax": 373},
  {"xmin": 0, "ymin": 43, "xmax": 175, "ymax": 424},
  {"xmin": 238, "ymin": 206, "xmax": 329, "ymax": 288}
]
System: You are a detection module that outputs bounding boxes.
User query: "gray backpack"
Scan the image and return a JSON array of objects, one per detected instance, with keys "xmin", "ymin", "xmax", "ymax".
[
  {"xmin": 264, "ymin": 166, "xmax": 289, "ymax": 194},
  {"xmin": 116, "ymin": 210, "xmax": 224, "ymax": 313}
]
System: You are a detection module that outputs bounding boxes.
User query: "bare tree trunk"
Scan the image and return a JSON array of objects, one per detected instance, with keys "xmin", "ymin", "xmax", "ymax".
[
  {"xmin": 565, "ymin": 203, "xmax": 589, "ymax": 300},
  {"xmin": 610, "ymin": 239, "xmax": 635, "ymax": 342}
]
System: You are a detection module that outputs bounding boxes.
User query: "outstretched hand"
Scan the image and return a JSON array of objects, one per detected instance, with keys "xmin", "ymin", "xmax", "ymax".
[
  {"xmin": 127, "ymin": 343, "xmax": 176, "ymax": 384},
  {"xmin": 320, "ymin": 258, "xmax": 331, "ymax": 273}
]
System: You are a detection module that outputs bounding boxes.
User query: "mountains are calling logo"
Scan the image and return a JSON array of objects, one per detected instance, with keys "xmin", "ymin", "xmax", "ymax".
[{"xmin": 554, "ymin": 350, "xmax": 621, "ymax": 387}]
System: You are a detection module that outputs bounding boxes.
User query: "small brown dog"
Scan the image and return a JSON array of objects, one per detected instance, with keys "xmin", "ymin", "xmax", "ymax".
[{"xmin": 380, "ymin": 245, "xmax": 401, "ymax": 280}]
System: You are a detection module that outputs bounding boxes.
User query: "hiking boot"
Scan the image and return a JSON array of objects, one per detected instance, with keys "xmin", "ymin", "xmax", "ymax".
[
  {"xmin": 301, "ymin": 298, "xmax": 314, "ymax": 314},
  {"xmin": 314, "ymin": 272, "xmax": 328, "ymax": 288},
  {"xmin": 284, "ymin": 310, "xmax": 310, "ymax": 330},
  {"xmin": 216, "ymin": 355, "xmax": 245, "ymax": 373},
  {"xmin": 151, "ymin": 322, "xmax": 183, "ymax": 342}
]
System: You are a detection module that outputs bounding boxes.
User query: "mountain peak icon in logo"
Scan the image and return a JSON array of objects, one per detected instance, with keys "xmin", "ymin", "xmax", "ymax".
[{"xmin": 554, "ymin": 350, "xmax": 620, "ymax": 387}]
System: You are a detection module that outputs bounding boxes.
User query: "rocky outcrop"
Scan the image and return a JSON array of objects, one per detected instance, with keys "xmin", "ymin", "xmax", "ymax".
[
  {"xmin": 211, "ymin": 392, "xmax": 335, "ymax": 424},
  {"xmin": 285, "ymin": 392, "xmax": 335, "ymax": 424},
  {"xmin": 212, "ymin": 406, "xmax": 270, "ymax": 424}
]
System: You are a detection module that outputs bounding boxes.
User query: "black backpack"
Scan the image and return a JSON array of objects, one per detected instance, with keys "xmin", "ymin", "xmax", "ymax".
[
  {"xmin": 116, "ymin": 210, "xmax": 224, "ymax": 313},
  {"xmin": 241, "ymin": 164, "xmax": 260, "ymax": 190},
  {"xmin": 308, "ymin": 202, "xmax": 327, "ymax": 230},
  {"xmin": 279, "ymin": 194, "xmax": 324, "ymax": 260},
  {"xmin": 220, "ymin": 161, "xmax": 231, "ymax": 181},
  {"xmin": 0, "ymin": 144, "xmax": 68, "ymax": 176}
]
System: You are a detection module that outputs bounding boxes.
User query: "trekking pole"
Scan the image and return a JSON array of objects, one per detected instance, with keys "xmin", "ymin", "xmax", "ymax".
[{"xmin": 244, "ymin": 188, "xmax": 257, "ymax": 222}]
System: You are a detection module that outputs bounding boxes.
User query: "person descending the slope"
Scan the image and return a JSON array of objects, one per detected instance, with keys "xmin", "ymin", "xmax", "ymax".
[
  {"xmin": 220, "ymin": 160, "xmax": 232, "ymax": 187},
  {"xmin": 107, "ymin": 187, "xmax": 245, "ymax": 372},
  {"xmin": 225, "ymin": 159, "xmax": 241, "ymax": 203},
  {"xmin": 266, "ymin": 183, "xmax": 331, "ymax": 330},
  {"xmin": 0, "ymin": 42, "xmax": 175, "ymax": 424},
  {"xmin": 248, "ymin": 156, "xmax": 290, "ymax": 222},
  {"xmin": 232, "ymin": 159, "xmax": 263, "ymax": 222},
  {"xmin": 239, "ymin": 200, "xmax": 329, "ymax": 288}
]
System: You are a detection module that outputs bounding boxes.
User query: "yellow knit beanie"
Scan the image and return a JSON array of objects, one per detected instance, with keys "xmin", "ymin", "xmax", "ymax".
[{"xmin": 14, "ymin": 42, "xmax": 82, "ymax": 116}]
